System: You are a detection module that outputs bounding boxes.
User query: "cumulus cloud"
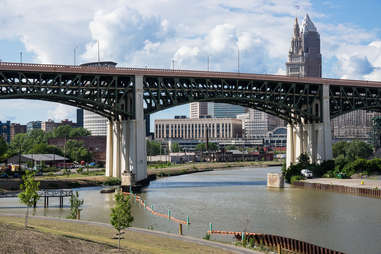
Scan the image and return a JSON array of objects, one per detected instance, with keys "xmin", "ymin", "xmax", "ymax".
[
  {"xmin": 47, "ymin": 104, "xmax": 76, "ymax": 122},
  {"xmin": 1, "ymin": 0, "xmax": 381, "ymax": 123}
]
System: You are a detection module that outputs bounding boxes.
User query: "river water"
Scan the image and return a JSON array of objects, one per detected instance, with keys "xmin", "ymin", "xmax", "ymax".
[{"xmin": 1, "ymin": 166, "xmax": 380, "ymax": 254}]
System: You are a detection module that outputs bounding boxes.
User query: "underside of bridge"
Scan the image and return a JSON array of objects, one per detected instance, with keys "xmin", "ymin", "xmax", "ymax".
[{"xmin": 1, "ymin": 62, "xmax": 381, "ymax": 182}]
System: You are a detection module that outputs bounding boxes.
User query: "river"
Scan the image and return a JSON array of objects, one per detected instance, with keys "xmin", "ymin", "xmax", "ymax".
[{"xmin": 1, "ymin": 166, "xmax": 380, "ymax": 254}]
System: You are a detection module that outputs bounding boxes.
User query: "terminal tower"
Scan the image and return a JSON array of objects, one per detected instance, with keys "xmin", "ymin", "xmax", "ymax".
[{"xmin": 286, "ymin": 14, "xmax": 322, "ymax": 78}]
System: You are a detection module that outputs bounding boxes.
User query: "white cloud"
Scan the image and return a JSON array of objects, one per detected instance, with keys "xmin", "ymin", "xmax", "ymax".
[
  {"xmin": 1, "ymin": 0, "xmax": 381, "ymax": 123},
  {"xmin": 47, "ymin": 104, "xmax": 75, "ymax": 122}
]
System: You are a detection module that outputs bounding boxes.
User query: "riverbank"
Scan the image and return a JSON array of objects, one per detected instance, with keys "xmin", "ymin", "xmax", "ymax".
[
  {"xmin": 0, "ymin": 161, "xmax": 281, "ymax": 193},
  {"xmin": 295, "ymin": 178, "xmax": 381, "ymax": 198},
  {"xmin": 0, "ymin": 214, "xmax": 259, "ymax": 254},
  {"xmin": 0, "ymin": 175, "xmax": 109, "ymax": 194},
  {"xmin": 148, "ymin": 161, "xmax": 282, "ymax": 179}
]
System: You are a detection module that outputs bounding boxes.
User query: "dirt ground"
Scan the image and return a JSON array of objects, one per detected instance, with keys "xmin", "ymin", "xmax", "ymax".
[{"xmin": 0, "ymin": 223, "xmax": 136, "ymax": 254}]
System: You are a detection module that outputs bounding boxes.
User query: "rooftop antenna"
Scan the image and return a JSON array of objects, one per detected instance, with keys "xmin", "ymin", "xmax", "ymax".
[
  {"xmin": 74, "ymin": 47, "xmax": 77, "ymax": 66},
  {"xmin": 97, "ymin": 40, "xmax": 100, "ymax": 64}
]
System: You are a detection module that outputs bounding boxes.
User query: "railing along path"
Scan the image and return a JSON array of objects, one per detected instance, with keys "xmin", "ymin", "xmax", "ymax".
[{"xmin": 123, "ymin": 192, "xmax": 189, "ymax": 225}]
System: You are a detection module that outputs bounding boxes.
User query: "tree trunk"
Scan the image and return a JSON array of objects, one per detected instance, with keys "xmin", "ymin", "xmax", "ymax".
[
  {"xmin": 25, "ymin": 206, "xmax": 29, "ymax": 229},
  {"xmin": 118, "ymin": 230, "xmax": 121, "ymax": 250}
]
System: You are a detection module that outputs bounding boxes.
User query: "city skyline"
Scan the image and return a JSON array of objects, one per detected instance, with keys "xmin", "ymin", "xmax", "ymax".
[{"xmin": 0, "ymin": 1, "xmax": 381, "ymax": 127}]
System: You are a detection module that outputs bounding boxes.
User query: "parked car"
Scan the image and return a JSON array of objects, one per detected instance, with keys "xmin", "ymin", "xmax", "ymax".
[
  {"xmin": 301, "ymin": 169, "xmax": 313, "ymax": 178},
  {"xmin": 0, "ymin": 173, "xmax": 8, "ymax": 178}
]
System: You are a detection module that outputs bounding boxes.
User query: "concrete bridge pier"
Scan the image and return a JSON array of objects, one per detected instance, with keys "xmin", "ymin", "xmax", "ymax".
[
  {"xmin": 105, "ymin": 75, "xmax": 147, "ymax": 184},
  {"xmin": 286, "ymin": 85, "xmax": 332, "ymax": 167}
]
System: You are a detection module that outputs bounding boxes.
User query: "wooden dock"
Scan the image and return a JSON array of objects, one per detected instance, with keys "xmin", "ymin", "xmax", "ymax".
[
  {"xmin": 0, "ymin": 189, "xmax": 73, "ymax": 208},
  {"xmin": 38, "ymin": 190, "xmax": 73, "ymax": 208}
]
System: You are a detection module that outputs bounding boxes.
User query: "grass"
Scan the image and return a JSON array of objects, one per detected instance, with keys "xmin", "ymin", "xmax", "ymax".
[{"xmin": 0, "ymin": 216, "xmax": 234, "ymax": 254}]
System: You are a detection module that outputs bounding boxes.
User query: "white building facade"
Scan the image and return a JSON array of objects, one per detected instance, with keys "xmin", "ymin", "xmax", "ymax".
[{"xmin": 83, "ymin": 110, "xmax": 107, "ymax": 136}]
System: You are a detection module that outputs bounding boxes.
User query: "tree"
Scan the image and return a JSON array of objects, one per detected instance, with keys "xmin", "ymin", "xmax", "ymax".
[
  {"xmin": 195, "ymin": 143, "xmax": 206, "ymax": 152},
  {"xmin": 171, "ymin": 142, "xmax": 182, "ymax": 153},
  {"xmin": 65, "ymin": 140, "xmax": 92, "ymax": 162},
  {"xmin": 68, "ymin": 191, "xmax": 84, "ymax": 219},
  {"xmin": 346, "ymin": 140, "xmax": 373, "ymax": 161},
  {"xmin": 29, "ymin": 143, "xmax": 63, "ymax": 155},
  {"xmin": 332, "ymin": 141, "xmax": 348, "ymax": 158},
  {"xmin": 18, "ymin": 170, "xmax": 40, "ymax": 228},
  {"xmin": 0, "ymin": 136, "xmax": 8, "ymax": 160},
  {"xmin": 69, "ymin": 127, "xmax": 91, "ymax": 138},
  {"xmin": 110, "ymin": 191, "xmax": 134, "ymax": 250}
]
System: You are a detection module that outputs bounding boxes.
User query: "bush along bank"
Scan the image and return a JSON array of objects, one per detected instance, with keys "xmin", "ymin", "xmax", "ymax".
[
  {"xmin": 281, "ymin": 153, "xmax": 335, "ymax": 183},
  {"xmin": 282, "ymin": 154, "xmax": 381, "ymax": 183}
]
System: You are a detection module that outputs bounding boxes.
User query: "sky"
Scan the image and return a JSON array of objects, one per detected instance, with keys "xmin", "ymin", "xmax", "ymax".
[{"xmin": 0, "ymin": 0, "xmax": 381, "ymax": 129}]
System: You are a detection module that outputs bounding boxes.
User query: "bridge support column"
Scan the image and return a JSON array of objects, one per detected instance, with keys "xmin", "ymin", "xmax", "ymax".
[
  {"xmin": 286, "ymin": 124, "xmax": 295, "ymax": 167},
  {"xmin": 105, "ymin": 120, "xmax": 114, "ymax": 177},
  {"xmin": 112, "ymin": 121, "xmax": 122, "ymax": 178},
  {"xmin": 316, "ymin": 84, "xmax": 333, "ymax": 163},
  {"xmin": 286, "ymin": 85, "xmax": 333, "ymax": 167},
  {"xmin": 128, "ymin": 75, "xmax": 147, "ymax": 183}
]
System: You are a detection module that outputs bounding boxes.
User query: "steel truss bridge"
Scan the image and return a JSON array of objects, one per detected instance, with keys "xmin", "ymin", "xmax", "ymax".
[
  {"xmin": 0, "ymin": 62, "xmax": 380, "ymax": 123},
  {"xmin": 1, "ymin": 61, "xmax": 381, "ymax": 181}
]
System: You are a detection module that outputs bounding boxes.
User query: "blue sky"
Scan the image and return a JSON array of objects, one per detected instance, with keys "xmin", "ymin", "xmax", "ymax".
[{"xmin": 0, "ymin": 0, "xmax": 381, "ymax": 130}]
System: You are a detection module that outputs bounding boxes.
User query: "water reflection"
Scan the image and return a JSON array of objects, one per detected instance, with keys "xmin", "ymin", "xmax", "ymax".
[{"xmin": 1, "ymin": 167, "xmax": 380, "ymax": 254}]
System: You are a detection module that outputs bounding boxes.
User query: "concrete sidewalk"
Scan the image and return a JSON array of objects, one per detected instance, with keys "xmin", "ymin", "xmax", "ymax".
[{"xmin": 303, "ymin": 178, "xmax": 381, "ymax": 189}]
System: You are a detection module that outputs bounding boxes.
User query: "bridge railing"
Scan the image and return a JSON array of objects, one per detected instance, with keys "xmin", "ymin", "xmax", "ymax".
[{"xmin": 0, "ymin": 61, "xmax": 378, "ymax": 87}]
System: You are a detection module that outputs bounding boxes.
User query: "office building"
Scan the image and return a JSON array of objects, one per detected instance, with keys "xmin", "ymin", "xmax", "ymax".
[
  {"xmin": 155, "ymin": 117, "xmax": 242, "ymax": 140},
  {"xmin": 77, "ymin": 108, "xmax": 84, "ymax": 128},
  {"xmin": 26, "ymin": 121, "xmax": 41, "ymax": 132},
  {"xmin": 190, "ymin": 102, "xmax": 246, "ymax": 119},
  {"xmin": 0, "ymin": 121, "xmax": 11, "ymax": 143},
  {"xmin": 286, "ymin": 14, "xmax": 322, "ymax": 78},
  {"xmin": 10, "ymin": 123, "xmax": 27, "ymax": 141},
  {"xmin": 83, "ymin": 110, "xmax": 107, "ymax": 136},
  {"xmin": 237, "ymin": 109, "xmax": 283, "ymax": 139}
]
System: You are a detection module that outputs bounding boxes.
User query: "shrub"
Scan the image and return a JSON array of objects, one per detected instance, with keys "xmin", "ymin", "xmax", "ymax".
[
  {"xmin": 283, "ymin": 163, "xmax": 303, "ymax": 183},
  {"xmin": 348, "ymin": 158, "xmax": 370, "ymax": 173},
  {"xmin": 290, "ymin": 175, "xmax": 305, "ymax": 184},
  {"xmin": 368, "ymin": 158, "xmax": 381, "ymax": 173},
  {"xmin": 104, "ymin": 177, "xmax": 121, "ymax": 186}
]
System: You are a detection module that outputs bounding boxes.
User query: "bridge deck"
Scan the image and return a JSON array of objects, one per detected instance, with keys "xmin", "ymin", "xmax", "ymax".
[{"xmin": 0, "ymin": 61, "xmax": 380, "ymax": 88}]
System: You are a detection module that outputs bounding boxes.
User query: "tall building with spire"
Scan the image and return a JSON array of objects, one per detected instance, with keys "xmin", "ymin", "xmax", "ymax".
[
  {"xmin": 286, "ymin": 14, "xmax": 322, "ymax": 78},
  {"xmin": 286, "ymin": 14, "xmax": 380, "ymax": 142}
]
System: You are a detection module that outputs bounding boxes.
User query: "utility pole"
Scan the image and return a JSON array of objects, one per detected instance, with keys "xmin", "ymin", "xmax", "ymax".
[
  {"xmin": 63, "ymin": 136, "xmax": 67, "ymax": 172},
  {"xmin": 207, "ymin": 56, "xmax": 210, "ymax": 71},
  {"xmin": 20, "ymin": 51, "xmax": 23, "ymax": 64},
  {"xmin": 237, "ymin": 46, "xmax": 240, "ymax": 73},
  {"xmin": 172, "ymin": 59, "xmax": 175, "ymax": 70}
]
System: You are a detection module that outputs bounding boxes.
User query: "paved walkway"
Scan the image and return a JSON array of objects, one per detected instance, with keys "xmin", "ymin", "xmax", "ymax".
[
  {"xmin": 0, "ymin": 213, "xmax": 261, "ymax": 254},
  {"xmin": 303, "ymin": 178, "xmax": 381, "ymax": 189}
]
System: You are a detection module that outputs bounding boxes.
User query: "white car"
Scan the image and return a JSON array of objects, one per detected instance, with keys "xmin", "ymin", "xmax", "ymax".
[{"xmin": 301, "ymin": 169, "xmax": 313, "ymax": 178}]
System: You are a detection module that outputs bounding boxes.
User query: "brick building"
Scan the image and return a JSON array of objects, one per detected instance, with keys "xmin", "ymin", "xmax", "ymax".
[{"xmin": 48, "ymin": 136, "xmax": 106, "ymax": 163}]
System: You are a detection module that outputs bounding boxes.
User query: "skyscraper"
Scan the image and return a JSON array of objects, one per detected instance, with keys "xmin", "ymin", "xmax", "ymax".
[
  {"xmin": 286, "ymin": 14, "xmax": 379, "ymax": 141},
  {"xmin": 190, "ymin": 102, "xmax": 246, "ymax": 119},
  {"xmin": 83, "ymin": 110, "xmax": 107, "ymax": 136},
  {"xmin": 286, "ymin": 14, "xmax": 322, "ymax": 78}
]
